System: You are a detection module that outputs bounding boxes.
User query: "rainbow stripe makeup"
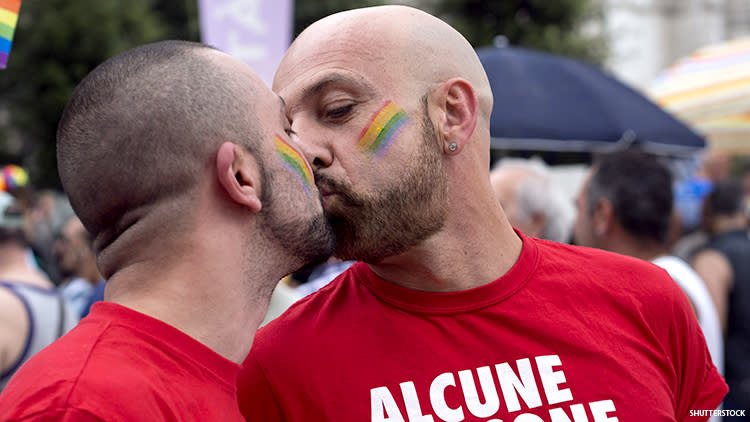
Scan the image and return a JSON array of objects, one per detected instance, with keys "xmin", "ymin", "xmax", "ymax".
[
  {"xmin": 0, "ymin": 0, "xmax": 21, "ymax": 69},
  {"xmin": 275, "ymin": 135, "xmax": 313, "ymax": 196},
  {"xmin": 358, "ymin": 100, "xmax": 410, "ymax": 159}
]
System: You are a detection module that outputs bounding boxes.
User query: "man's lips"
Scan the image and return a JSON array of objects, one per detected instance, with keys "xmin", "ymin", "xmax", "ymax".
[
  {"xmin": 314, "ymin": 174, "xmax": 351, "ymax": 204},
  {"xmin": 317, "ymin": 184, "xmax": 333, "ymax": 197},
  {"xmin": 316, "ymin": 185, "xmax": 340, "ymax": 208}
]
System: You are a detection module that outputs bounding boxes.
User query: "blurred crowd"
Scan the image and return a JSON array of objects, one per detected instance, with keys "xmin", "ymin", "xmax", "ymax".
[
  {"xmin": 0, "ymin": 165, "xmax": 103, "ymax": 388},
  {"xmin": 484, "ymin": 149, "xmax": 750, "ymax": 417}
]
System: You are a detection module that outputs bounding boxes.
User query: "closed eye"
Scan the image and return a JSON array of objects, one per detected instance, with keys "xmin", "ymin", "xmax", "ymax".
[{"xmin": 326, "ymin": 104, "xmax": 354, "ymax": 120}]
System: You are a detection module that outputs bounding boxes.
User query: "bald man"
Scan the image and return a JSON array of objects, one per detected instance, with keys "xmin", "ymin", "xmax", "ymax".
[
  {"xmin": 0, "ymin": 41, "xmax": 334, "ymax": 420},
  {"xmin": 490, "ymin": 158, "xmax": 575, "ymax": 243},
  {"xmin": 237, "ymin": 6, "xmax": 726, "ymax": 421}
]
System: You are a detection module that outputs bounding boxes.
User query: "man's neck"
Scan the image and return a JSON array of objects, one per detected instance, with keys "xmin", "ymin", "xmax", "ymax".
[
  {"xmin": 602, "ymin": 232, "xmax": 666, "ymax": 262},
  {"xmin": 368, "ymin": 211, "xmax": 523, "ymax": 293},
  {"xmin": 104, "ymin": 246, "xmax": 273, "ymax": 364}
]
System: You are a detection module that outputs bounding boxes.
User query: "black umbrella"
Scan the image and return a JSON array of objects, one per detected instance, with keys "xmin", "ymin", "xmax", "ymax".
[{"xmin": 476, "ymin": 44, "xmax": 706, "ymax": 156}]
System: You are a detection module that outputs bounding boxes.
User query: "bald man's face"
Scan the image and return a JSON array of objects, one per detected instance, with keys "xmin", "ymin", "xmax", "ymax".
[{"xmin": 273, "ymin": 27, "xmax": 447, "ymax": 262}]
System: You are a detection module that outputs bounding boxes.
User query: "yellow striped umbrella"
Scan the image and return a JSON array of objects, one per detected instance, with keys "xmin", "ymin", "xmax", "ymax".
[{"xmin": 648, "ymin": 37, "xmax": 750, "ymax": 153}]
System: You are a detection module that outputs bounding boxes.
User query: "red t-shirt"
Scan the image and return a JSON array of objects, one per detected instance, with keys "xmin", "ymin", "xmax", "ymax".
[
  {"xmin": 0, "ymin": 302, "xmax": 245, "ymax": 421},
  {"xmin": 238, "ymin": 234, "xmax": 727, "ymax": 421}
]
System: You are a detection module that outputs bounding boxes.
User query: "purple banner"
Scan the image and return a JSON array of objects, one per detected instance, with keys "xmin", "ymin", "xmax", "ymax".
[{"xmin": 198, "ymin": 0, "xmax": 293, "ymax": 85}]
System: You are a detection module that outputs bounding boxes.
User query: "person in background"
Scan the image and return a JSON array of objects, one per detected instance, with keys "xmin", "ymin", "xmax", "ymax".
[
  {"xmin": 573, "ymin": 151, "xmax": 724, "ymax": 420},
  {"xmin": 701, "ymin": 151, "xmax": 732, "ymax": 184},
  {"xmin": 0, "ymin": 40, "xmax": 334, "ymax": 420},
  {"xmin": 56, "ymin": 214, "xmax": 105, "ymax": 318},
  {"xmin": 0, "ymin": 166, "xmax": 69, "ymax": 286},
  {"xmin": 236, "ymin": 6, "xmax": 726, "ymax": 421},
  {"xmin": 0, "ymin": 166, "xmax": 57, "ymax": 283},
  {"xmin": 0, "ymin": 192, "xmax": 78, "ymax": 390},
  {"xmin": 490, "ymin": 157, "xmax": 575, "ymax": 243},
  {"xmin": 672, "ymin": 150, "xmax": 732, "ymax": 260},
  {"xmin": 691, "ymin": 180, "xmax": 750, "ymax": 416}
]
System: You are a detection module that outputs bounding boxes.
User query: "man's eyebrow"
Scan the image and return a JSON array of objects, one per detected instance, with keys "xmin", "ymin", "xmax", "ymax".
[{"xmin": 301, "ymin": 73, "xmax": 366, "ymax": 99}]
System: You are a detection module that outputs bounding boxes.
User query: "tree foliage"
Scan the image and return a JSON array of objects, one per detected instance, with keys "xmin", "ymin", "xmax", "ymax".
[
  {"xmin": 0, "ymin": 0, "xmax": 200, "ymax": 188},
  {"xmin": 152, "ymin": 0, "xmax": 200, "ymax": 41},
  {"xmin": 293, "ymin": 0, "xmax": 606, "ymax": 63},
  {"xmin": 429, "ymin": 0, "xmax": 606, "ymax": 64},
  {"xmin": 293, "ymin": 0, "xmax": 387, "ymax": 36},
  {"xmin": 0, "ymin": 0, "xmax": 604, "ymax": 188}
]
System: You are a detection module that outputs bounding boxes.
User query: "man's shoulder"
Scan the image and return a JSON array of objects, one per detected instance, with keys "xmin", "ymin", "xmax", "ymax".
[
  {"xmin": 252, "ymin": 265, "xmax": 364, "ymax": 351},
  {"xmin": 535, "ymin": 239, "xmax": 665, "ymax": 276},
  {"xmin": 0, "ymin": 325, "xmax": 133, "ymax": 414},
  {"xmin": 532, "ymin": 239, "xmax": 680, "ymax": 303},
  {"xmin": 13, "ymin": 317, "xmax": 154, "ymax": 370},
  {"xmin": 0, "ymin": 321, "xmax": 186, "ymax": 419},
  {"xmin": 0, "ymin": 285, "xmax": 27, "ymax": 337}
]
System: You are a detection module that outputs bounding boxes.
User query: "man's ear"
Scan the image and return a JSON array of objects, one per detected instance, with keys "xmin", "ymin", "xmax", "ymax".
[
  {"xmin": 216, "ymin": 142, "xmax": 262, "ymax": 212},
  {"xmin": 434, "ymin": 78, "xmax": 479, "ymax": 155}
]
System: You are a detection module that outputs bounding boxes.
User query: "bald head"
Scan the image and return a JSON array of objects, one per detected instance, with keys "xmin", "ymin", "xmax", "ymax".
[
  {"xmin": 490, "ymin": 158, "xmax": 575, "ymax": 243},
  {"xmin": 58, "ymin": 41, "xmax": 264, "ymax": 257},
  {"xmin": 276, "ymin": 6, "xmax": 492, "ymax": 124}
]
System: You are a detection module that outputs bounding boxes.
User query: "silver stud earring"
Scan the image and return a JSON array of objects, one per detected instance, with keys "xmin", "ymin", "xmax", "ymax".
[{"xmin": 448, "ymin": 143, "xmax": 458, "ymax": 152}]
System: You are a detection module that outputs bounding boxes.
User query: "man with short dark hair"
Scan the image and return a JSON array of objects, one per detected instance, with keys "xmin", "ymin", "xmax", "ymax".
[
  {"xmin": 573, "ymin": 151, "xmax": 724, "ymax": 417},
  {"xmin": 0, "ymin": 40, "xmax": 334, "ymax": 420},
  {"xmin": 573, "ymin": 152, "xmax": 675, "ymax": 251},
  {"xmin": 237, "ymin": 6, "xmax": 726, "ymax": 421},
  {"xmin": 692, "ymin": 180, "xmax": 750, "ymax": 414}
]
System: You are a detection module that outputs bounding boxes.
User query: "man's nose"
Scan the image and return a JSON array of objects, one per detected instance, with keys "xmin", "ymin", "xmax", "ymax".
[{"xmin": 293, "ymin": 128, "xmax": 333, "ymax": 171}]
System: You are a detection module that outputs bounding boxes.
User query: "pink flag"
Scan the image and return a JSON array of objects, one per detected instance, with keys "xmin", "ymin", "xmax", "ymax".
[{"xmin": 198, "ymin": 0, "xmax": 294, "ymax": 85}]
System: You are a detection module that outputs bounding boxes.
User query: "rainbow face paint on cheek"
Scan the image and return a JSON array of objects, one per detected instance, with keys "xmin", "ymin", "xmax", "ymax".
[
  {"xmin": 358, "ymin": 100, "xmax": 411, "ymax": 159},
  {"xmin": 274, "ymin": 135, "xmax": 314, "ymax": 196}
]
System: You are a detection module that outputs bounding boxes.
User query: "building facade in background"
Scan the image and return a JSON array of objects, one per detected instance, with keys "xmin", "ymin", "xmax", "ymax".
[{"xmin": 604, "ymin": 0, "xmax": 750, "ymax": 89}]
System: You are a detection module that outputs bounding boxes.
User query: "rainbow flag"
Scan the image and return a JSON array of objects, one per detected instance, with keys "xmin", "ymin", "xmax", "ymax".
[{"xmin": 0, "ymin": 0, "xmax": 21, "ymax": 69}]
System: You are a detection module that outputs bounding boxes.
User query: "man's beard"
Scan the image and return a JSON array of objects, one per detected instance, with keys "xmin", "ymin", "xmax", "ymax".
[
  {"xmin": 257, "ymin": 163, "xmax": 336, "ymax": 271},
  {"xmin": 318, "ymin": 108, "xmax": 448, "ymax": 263}
]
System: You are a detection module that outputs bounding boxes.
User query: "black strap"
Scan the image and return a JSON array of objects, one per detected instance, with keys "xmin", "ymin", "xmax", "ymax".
[{"xmin": 56, "ymin": 292, "xmax": 67, "ymax": 339}]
